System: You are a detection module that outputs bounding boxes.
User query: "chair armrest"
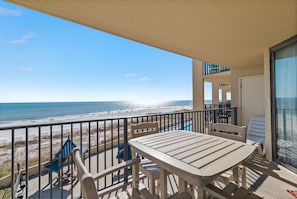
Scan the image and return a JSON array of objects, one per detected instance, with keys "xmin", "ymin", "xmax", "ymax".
[{"xmin": 93, "ymin": 158, "xmax": 140, "ymax": 180}]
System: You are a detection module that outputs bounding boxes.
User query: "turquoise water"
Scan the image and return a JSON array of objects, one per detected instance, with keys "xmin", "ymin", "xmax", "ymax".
[{"xmin": 0, "ymin": 100, "xmax": 192, "ymax": 123}]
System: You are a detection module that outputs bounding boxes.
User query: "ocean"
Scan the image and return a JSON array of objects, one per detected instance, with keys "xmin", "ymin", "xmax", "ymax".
[{"xmin": 0, "ymin": 100, "xmax": 193, "ymax": 123}]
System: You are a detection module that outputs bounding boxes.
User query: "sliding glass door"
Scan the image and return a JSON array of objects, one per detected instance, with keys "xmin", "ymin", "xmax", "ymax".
[{"xmin": 272, "ymin": 36, "xmax": 297, "ymax": 172}]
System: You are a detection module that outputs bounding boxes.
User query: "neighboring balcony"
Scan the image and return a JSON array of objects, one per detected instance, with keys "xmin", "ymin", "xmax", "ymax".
[{"xmin": 204, "ymin": 62, "xmax": 230, "ymax": 76}]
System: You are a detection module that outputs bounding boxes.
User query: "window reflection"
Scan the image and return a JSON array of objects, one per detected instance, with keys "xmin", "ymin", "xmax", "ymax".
[{"xmin": 274, "ymin": 40, "xmax": 297, "ymax": 171}]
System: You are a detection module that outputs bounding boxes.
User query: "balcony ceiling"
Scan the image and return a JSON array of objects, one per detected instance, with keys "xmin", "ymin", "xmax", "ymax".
[
  {"xmin": 203, "ymin": 71, "xmax": 231, "ymax": 84},
  {"xmin": 6, "ymin": 0, "xmax": 297, "ymax": 69}
]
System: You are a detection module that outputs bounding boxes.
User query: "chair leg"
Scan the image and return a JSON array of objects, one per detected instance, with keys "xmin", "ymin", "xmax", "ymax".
[
  {"xmin": 149, "ymin": 176, "xmax": 155, "ymax": 195},
  {"xmin": 155, "ymin": 179, "xmax": 160, "ymax": 196},
  {"xmin": 197, "ymin": 187, "xmax": 206, "ymax": 199}
]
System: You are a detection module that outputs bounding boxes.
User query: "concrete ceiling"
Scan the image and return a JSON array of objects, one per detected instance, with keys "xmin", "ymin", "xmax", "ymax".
[{"xmin": 6, "ymin": 0, "xmax": 297, "ymax": 69}]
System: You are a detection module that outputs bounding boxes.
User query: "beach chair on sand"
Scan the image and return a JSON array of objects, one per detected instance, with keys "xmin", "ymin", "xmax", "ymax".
[
  {"xmin": 44, "ymin": 157, "xmax": 70, "ymax": 186},
  {"xmin": 116, "ymin": 144, "xmax": 132, "ymax": 161},
  {"xmin": 44, "ymin": 138, "xmax": 88, "ymax": 186}
]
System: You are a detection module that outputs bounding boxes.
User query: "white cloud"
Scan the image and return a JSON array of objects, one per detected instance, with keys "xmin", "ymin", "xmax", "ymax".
[
  {"xmin": 124, "ymin": 73, "xmax": 151, "ymax": 82},
  {"xmin": 139, "ymin": 76, "xmax": 151, "ymax": 82},
  {"xmin": 0, "ymin": 7, "xmax": 22, "ymax": 16},
  {"xmin": 18, "ymin": 66, "xmax": 33, "ymax": 71},
  {"xmin": 8, "ymin": 39, "xmax": 27, "ymax": 44},
  {"xmin": 22, "ymin": 32, "xmax": 35, "ymax": 39},
  {"xmin": 8, "ymin": 32, "xmax": 35, "ymax": 44},
  {"xmin": 124, "ymin": 73, "xmax": 136, "ymax": 78}
]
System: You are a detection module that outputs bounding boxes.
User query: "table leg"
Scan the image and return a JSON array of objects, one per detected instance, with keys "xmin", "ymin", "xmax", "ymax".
[
  {"xmin": 160, "ymin": 168, "xmax": 168, "ymax": 199},
  {"xmin": 232, "ymin": 166, "xmax": 239, "ymax": 184},
  {"xmin": 241, "ymin": 166, "xmax": 247, "ymax": 188},
  {"xmin": 233, "ymin": 165, "xmax": 247, "ymax": 190}
]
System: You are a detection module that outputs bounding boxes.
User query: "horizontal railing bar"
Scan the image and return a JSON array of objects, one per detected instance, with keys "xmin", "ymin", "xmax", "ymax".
[{"xmin": 0, "ymin": 108, "xmax": 231, "ymax": 130}]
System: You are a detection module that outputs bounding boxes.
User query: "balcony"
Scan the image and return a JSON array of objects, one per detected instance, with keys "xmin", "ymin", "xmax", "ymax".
[
  {"xmin": 204, "ymin": 62, "xmax": 230, "ymax": 76},
  {"xmin": 0, "ymin": 107, "xmax": 296, "ymax": 199}
]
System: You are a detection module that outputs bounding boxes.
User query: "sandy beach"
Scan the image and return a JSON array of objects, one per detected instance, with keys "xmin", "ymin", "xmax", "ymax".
[
  {"xmin": 0, "ymin": 106, "xmax": 191, "ymax": 168},
  {"xmin": 0, "ymin": 106, "xmax": 191, "ymax": 142}
]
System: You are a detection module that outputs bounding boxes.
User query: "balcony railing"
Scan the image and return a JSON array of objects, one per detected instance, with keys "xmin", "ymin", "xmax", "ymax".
[
  {"xmin": 204, "ymin": 62, "xmax": 230, "ymax": 75},
  {"xmin": 0, "ymin": 107, "xmax": 236, "ymax": 199}
]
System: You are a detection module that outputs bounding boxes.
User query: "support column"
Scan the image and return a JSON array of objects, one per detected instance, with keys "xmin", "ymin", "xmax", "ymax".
[
  {"xmin": 264, "ymin": 48, "xmax": 272, "ymax": 161},
  {"xmin": 222, "ymin": 87, "xmax": 227, "ymax": 103},
  {"xmin": 192, "ymin": 59, "xmax": 205, "ymax": 132},
  {"xmin": 192, "ymin": 59, "xmax": 204, "ymax": 110},
  {"xmin": 212, "ymin": 82, "xmax": 219, "ymax": 105}
]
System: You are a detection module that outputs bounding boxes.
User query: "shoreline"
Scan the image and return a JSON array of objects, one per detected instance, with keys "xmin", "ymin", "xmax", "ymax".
[
  {"xmin": 0, "ymin": 106, "xmax": 192, "ymax": 126},
  {"xmin": 0, "ymin": 106, "xmax": 192, "ymax": 142}
]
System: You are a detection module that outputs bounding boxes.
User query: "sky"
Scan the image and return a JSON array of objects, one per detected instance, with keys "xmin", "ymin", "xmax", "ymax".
[
  {"xmin": 0, "ymin": 1, "xmax": 212, "ymax": 103},
  {"xmin": 275, "ymin": 57, "xmax": 297, "ymax": 98}
]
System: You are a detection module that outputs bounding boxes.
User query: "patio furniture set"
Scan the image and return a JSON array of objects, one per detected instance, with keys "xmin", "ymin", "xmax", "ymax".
[{"xmin": 72, "ymin": 116, "xmax": 265, "ymax": 198}]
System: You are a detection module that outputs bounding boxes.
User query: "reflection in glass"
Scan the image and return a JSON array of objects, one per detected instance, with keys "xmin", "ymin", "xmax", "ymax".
[{"xmin": 274, "ymin": 41, "xmax": 297, "ymax": 171}]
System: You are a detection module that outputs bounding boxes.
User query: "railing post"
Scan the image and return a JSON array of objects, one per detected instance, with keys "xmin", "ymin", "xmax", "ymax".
[
  {"xmin": 11, "ymin": 129, "xmax": 15, "ymax": 199},
  {"xmin": 213, "ymin": 110, "xmax": 217, "ymax": 123},
  {"xmin": 231, "ymin": 107, "xmax": 237, "ymax": 125},
  {"xmin": 25, "ymin": 128, "xmax": 28, "ymax": 199},
  {"xmin": 123, "ymin": 118, "xmax": 128, "ymax": 183},
  {"xmin": 181, "ymin": 113, "xmax": 185, "ymax": 130}
]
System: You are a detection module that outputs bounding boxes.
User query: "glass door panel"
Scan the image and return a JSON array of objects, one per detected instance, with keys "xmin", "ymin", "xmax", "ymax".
[{"xmin": 274, "ymin": 40, "xmax": 297, "ymax": 172}]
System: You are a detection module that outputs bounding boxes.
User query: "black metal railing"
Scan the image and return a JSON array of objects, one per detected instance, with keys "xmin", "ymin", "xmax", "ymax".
[
  {"xmin": 204, "ymin": 102, "xmax": 231, "ymax": 110},
  {"xmin": 0, "ymin": 107, "xmax": 236, "ymax": 199}
]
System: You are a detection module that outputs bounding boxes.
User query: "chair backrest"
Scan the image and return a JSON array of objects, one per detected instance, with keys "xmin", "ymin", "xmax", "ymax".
[
  {"xmin": 247, "ymin": 115, "xmax": 265, "ymax": 138},
  {"xmin": 72, "ymin": 148, "xmax": 98, "ymax": 199},
  {"xmin": 209, "ymin": 123, "xmax": 247, "ymax": 142},
  {"xmin": 130, "ymin": 122, "xmax": 159, "ymax": 138}
]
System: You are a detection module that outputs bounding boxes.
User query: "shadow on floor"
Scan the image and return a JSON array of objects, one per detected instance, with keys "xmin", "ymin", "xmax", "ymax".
[
  {"xmin": 244, "ymin": 156, "xmax": 297, "ymax": 188},
  {"xmin": 29, "ymin": 179, "xmax": 79, "ymax": 199}
]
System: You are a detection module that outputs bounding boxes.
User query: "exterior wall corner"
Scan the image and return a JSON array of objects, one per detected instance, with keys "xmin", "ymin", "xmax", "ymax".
[{"xmin": 264, "ymin": 48, "xmax": 272, "ymax": 161}]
